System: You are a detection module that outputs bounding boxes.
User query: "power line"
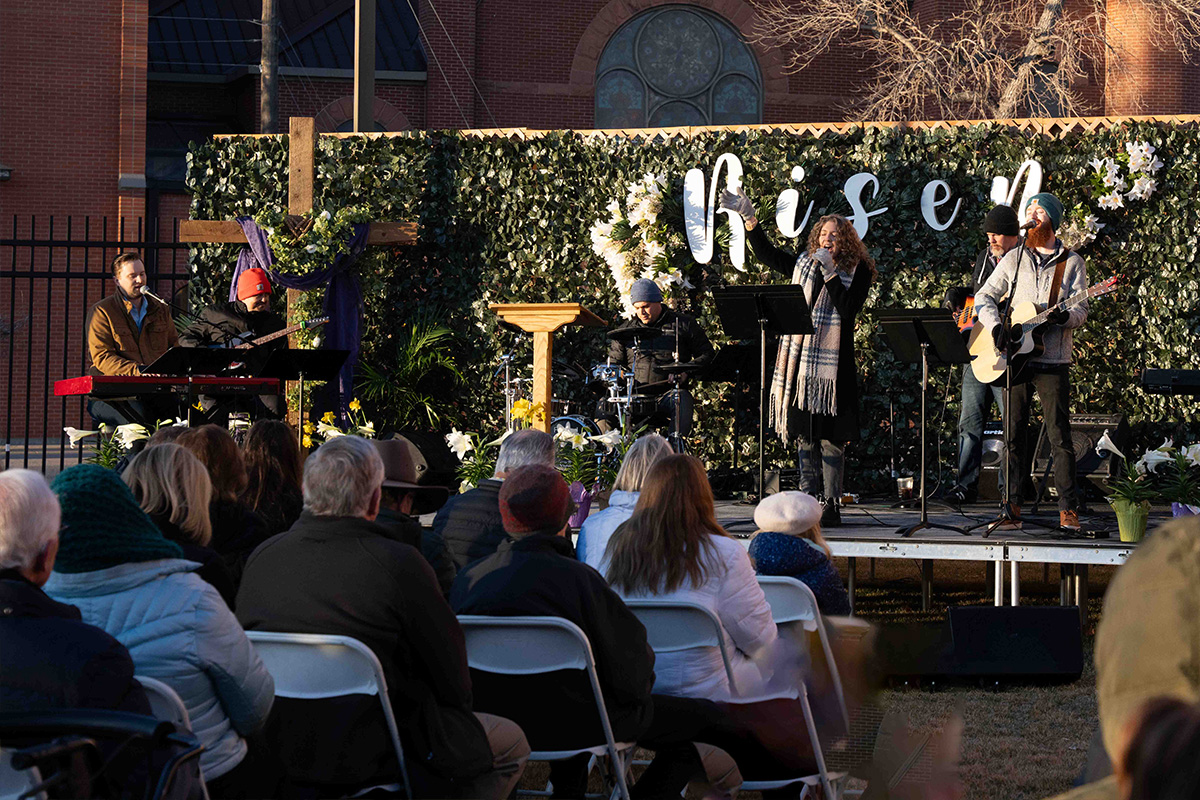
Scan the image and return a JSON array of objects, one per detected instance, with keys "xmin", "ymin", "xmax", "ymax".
[
  {"xmin": 403, "ymin": 0, "xmax": 470, "ymax": 128},
  {"xmin": 423, "ymin": 0, "xmax": 498, "ymax": 127}
]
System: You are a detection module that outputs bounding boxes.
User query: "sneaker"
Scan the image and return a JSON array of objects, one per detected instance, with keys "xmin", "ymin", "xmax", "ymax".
[
  {"xmin": 821, "ymin": 502, "xmax": 842, "ymax": 528},
  {"xmin": 1060, "ymin": 510, "xmax": 1081, "ymax": 531},
  {"xmin": 945, "ymin": 485, "xmax": 971, "ymax": 505},
  {"xmin": 995, "ymin": 504, "xmax": 1022, "ymax": 530}
]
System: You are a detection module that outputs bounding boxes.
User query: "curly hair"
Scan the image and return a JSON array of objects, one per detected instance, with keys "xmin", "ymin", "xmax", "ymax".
[
  {"xmin": 805, "ymin": 215, "xmax": 877, "ymax": 279},
  {"xmin": 177, "ymin": 424, "xmax": 248, "ymax": 503}
]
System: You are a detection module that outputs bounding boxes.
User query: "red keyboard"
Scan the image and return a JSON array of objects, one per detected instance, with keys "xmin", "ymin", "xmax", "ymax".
[{"xmin": 55, "ymin": 375, "xmax": 281, "ymax": 398}]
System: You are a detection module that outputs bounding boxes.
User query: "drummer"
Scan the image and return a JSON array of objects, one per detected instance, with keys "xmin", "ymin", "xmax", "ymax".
[{"xmin": 602, "ymin": 279, "xmax": 714, "ymax": 437}]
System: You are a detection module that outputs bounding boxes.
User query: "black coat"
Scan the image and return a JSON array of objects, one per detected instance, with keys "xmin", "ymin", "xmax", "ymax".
[
  {"xmin": 449, "ymin": 534, "xmax": 656, "ymax": 747},
  {"xmin": 209, "ymin": 498, "xmax": 271, "ymax": 588},
  {"xmin": 149, "ymin": 514, "xmax": 238, "ymax": 610},
  {"xmin": 376, "ymin": 507, "xmax": 457, "ymax": 596},
  {"xmin": 432, "ymin": 479, "xmax": 507, "ymax": 570},
  {"xmin": 235, "ymin": 513, "xmax": 492, "ymax": 786},
  {"xmin": 607, "ymin": 306, "xmax": 715, "ymax": 388},
  {"xmin": 747, "ymin": 225, "xmax": 873, "ymax": 442},
  {"xmin": 0, "ymin": 570, "xmax": 150, "ymax": 714}
]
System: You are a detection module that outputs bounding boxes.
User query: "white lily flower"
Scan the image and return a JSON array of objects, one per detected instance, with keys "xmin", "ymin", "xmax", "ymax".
[
  {"xmin": 357, "ymin": 422, "xmax": 376, "ymax": 438},
  {"xmin": 554, "ymin": 424, "xmax": 575, "ymax": 442},
  {"xmin": 569, "ymin": 432, "xmax": 589, "ymax": 450},
  {"xmin": 1098, "ymin": 192, "xmax": 1125, "ymax": 210},
  {"xmin": 1137, "ymin": 443, "xmax": 1174, "ymax": 474},
  {"xmin": 63, "ymin": 427, "xmax": 99, "ymax": 448},
  {"xmin": 1185, "ymin": 443, "xmax": 1200, "ymax": 466},
  {"xmin": 113, "ymin": 423, "xmax": 149, "ymax": 450},
  {"xmin": 446, "ymin": 428, "xmax": 474, "ymax": 460},
  {"xmin": 589, "ymin": 430, "xmax": 623, "ymax": 453},
  {"xmin": 316, "ymin": 421, "xmax": 344, "ymax": 439}
]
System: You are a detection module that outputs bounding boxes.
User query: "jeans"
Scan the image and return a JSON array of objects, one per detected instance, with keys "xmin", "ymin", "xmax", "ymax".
[
  {"xmin": 1007, "ymin": 365, "xmax": 1078, "ymax": 511},
  {"xmin": 797, "ymin": 438, "xmax": 844, "ymax": 501},
  {"xmin": 957, "ymin": 366, "xmax": 1005, "ymax": 493}
]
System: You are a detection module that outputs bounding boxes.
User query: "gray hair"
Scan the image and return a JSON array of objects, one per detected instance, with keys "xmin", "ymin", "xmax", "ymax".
[
  {"xmin": 303, "ymin": 436, "xmax": 384, "ymax": 518},
  {"xmin": 0, "ymin": 469, "xmax": 61, "ymax": 571},
  {"xmin": 612, "ymin": 434, "xmax": 673, "ymax": 492},
  {"xmin": 494, "ymin": 429, "xmax": 556, "ymax": 476}
]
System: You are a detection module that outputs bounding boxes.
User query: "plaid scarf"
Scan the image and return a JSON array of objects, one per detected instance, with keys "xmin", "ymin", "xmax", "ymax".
[{"xmin": 769, "ymin": 252, "xmax": 856, "ymax": 442}]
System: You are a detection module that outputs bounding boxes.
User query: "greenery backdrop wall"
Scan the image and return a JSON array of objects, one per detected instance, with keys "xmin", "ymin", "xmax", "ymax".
[{"xmin": 186, "ymin": 119, "xmax": 1200, "ymax": 493}]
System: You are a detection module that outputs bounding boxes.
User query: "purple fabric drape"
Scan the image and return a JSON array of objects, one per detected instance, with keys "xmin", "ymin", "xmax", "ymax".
[{"xmin": 229, "ymin": 216, "xmax": 369, "ymax": 419}]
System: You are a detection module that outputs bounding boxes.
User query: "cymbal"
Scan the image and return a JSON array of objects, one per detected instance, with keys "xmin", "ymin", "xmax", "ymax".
[
  {"xmin": 607, "ymin": 326, "xmax": 663, "ymax": 342},
  {"xmin": 659, "ymin": 362, "xmax": 705, "ymax": 374}
]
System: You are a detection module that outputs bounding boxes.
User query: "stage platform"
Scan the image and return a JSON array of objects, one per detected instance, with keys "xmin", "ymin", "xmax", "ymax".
[{"xmin": 711, "ymin": 499, "xmax": 1156, "ymax": 618}]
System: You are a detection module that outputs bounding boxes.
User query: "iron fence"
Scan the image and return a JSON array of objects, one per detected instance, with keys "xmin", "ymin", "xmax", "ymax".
[{"xmin": 1, "ymin": 216, "xmax": 191, "ymax": 473}]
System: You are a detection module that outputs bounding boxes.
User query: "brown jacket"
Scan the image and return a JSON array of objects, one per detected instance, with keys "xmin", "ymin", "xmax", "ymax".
[
  {"xmin": 86, "ymin": 292, "xmax": 178, "ymax": 376},
  {"xmin": 1095, "ymin": 516, "xmax": 1200, "ymax": 761}
]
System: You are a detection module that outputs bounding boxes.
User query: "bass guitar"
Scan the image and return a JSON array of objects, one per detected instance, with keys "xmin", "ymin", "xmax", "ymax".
[
  {"xmin": 231, "ymin": 316, "xmax": 329, "ymax": 349},
  {"xmin": 968, "ymin": 275, "xmax": 1120, "ymax": 384}
]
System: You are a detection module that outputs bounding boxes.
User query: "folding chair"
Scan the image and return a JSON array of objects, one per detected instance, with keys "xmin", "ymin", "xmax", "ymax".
[
  {"xmin": 756, "ymin": 576, "xmax": 851, "ymax": 731},
  {"xmin": 626, "ymin": 597, "xmax": 846, "ymax": 800},
  {"xmin": 455, "ymin": 615, "xmax": 635, "ymax": 800},
  {"xmin": 0, "ymin": 747, "xmax": 45, "ymax": 800},
  {"xmin": 134, "ymin": 676, "xmax": 211, "ymax": 800},
  {"xmin": 245, "ymin": 631, "xmax": 412, "ymax": 799}
]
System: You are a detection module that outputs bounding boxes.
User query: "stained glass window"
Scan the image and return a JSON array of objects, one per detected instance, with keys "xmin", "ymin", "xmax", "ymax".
[{"xmin": 595, "ymin": 6, "xmax": 762, "ymax": 128}]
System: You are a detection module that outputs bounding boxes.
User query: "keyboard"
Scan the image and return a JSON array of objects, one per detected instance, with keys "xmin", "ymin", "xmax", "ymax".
[
  {"xmin": 55, "ymin": 375, "xmax": 281, "ymax": 398},
  {"xmin": 1141, "ymin": 369, "xmax": 1200, "ymax": 396}
]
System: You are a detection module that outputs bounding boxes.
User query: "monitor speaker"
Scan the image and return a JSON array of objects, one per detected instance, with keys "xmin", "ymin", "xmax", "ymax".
[{"xmin": 1032, "ymin": 413, "xmax": 1130, "ymax": 499}]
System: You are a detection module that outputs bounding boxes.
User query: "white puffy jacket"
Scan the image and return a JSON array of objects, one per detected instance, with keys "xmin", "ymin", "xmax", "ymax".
[
  {"xmin": 577, "ymin": 490, "xmax": 639, "ymax": 571},
  {"xmin": 616, "ymin": 535, "xmax": 779, "ymax": 701},
  {"xmin": 45, "ymin": 559, "xmax": 274, "ymax": 780}
]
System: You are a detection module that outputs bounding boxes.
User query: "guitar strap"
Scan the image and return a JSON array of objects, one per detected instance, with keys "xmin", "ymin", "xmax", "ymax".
[{"xmin": 1046, "ymin": 249, "xmax": 1073, "ymax": 307}]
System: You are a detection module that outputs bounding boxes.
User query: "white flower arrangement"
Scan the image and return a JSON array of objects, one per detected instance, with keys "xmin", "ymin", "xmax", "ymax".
[
  {"xmin": 588, "ymin": 172, "xmax": 693, "ymax": 318},
  {"xmin": 1064, "ymin": 140, "xmax": 1165, "ymax": 250}
]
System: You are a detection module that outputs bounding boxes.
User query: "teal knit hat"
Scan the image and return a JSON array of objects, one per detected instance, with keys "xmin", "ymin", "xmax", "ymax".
[
  {"xmin": 1026, "ymin": 192, "xmax": 1064, "ymax": 230},
  {"xmin": 49, "ymin": 464, "xmax": 183, "ymax": 574}
]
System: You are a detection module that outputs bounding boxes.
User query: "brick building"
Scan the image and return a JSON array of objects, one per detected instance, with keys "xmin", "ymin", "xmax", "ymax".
[{"xmin": 0, "ymin": 0, "xmax": 1197, "ymax": 448}]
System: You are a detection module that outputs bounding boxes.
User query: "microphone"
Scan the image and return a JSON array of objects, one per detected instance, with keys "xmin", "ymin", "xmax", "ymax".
[
  {"xmin": 1020, "ymin": 219, "xmax": 1039, "ymax": 231},
  {"xmin": 139, "ymin": 285, "xmax": 167, "ymax": 305}
]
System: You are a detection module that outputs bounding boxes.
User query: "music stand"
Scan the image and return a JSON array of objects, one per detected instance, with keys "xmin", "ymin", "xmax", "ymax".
[
  {"xmin": 258, "ymin": 349, "xmax": 350, "ymax": 446},
  {"xmin": 877, "ymin": 309, "xmax": 972, "ymax": 537},
  {"xmin": 712, "ymin": 286, "xmax": 813, "ymax": 502},
  {"xmin": 143, "ymin": 347, "xmax": 259, "ymax": 424}
]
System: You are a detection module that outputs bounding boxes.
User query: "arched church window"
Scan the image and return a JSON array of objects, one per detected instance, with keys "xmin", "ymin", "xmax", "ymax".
[{"xmin": 595, "ymin": 6, "xmax": 763, "ymax": 128}]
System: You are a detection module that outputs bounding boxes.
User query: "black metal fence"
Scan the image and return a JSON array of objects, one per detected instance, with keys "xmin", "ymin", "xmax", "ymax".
[{"xmin": 1, "ymin": 216, "xmax": 191, "ymax": 473}]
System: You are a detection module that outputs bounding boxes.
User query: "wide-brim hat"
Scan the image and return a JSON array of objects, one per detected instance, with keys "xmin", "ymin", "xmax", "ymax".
[
  {"xmin": 373, "ymin": 438, "xmax": 451, "ymax": 515},
  {"xmin": 754, "ymin": 491, "xmax": 823, "ymax": 535}
]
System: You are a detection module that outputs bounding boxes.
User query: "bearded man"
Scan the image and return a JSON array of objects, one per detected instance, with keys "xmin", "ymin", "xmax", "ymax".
[{"xmin": 974, "ymin": 193, "xmax": 1089, "ymax": 530}]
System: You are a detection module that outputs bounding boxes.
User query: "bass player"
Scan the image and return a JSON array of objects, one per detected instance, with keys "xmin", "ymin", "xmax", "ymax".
[
  {"xmin": 943, "ymin": 205, "xmax": 1021, "ymax": 505},
  {"xmin": 974, "ymin": 192, "xmax": 1088, "ymax": 531}
]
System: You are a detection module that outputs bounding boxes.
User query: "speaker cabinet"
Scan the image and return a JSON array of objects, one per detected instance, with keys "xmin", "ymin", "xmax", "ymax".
[{"xmin": 1032, "ymin": 413, "xmax": 1130, "ymax": 499}]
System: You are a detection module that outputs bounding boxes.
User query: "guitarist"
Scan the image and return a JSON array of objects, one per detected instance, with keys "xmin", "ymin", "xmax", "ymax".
[
  {"xmin": 180, "ymin": 267, "xmax": 287, "ymax": 419},
  {"xmin": 943, "ymin": 205, "xmax": 1021, "ymax": 505},
  {"xmin": 974, "ymin": 193, "xmax": 1089, "ymax": 531}
]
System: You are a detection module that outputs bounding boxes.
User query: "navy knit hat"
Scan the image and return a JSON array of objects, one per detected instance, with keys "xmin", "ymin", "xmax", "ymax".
[
  {"xmin": 50, "ymin": 464, "xmax": 183, "ymax": 574},
  {"xmin": 1026, "ymin": 193, "xmax": 1064, "ymax": 230},
  {"xmin": 983, "ymin": 205, "xmax": 1020, "ymax": 236},
  {"xmin": 629, "ymin": 279, "xmax": 663, "ymax": 304},
  {"xmin": 499, "ymin": 465, "xmax": 571, "ymax": 536}
]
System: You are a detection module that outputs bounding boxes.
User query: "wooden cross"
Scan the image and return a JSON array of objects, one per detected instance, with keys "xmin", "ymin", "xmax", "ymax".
[{"xmin": 179, "ymin": 116, "xmax": 417, "ymax": 246}]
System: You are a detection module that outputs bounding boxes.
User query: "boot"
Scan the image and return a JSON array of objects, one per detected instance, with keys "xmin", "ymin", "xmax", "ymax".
[{"xmin": 821, "ymin": 500, "xmax": 842, "ymax": 528}]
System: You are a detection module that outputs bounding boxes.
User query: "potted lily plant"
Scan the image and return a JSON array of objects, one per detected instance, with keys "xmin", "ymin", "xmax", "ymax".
[
  {"xmin": 1106, "ymin": 458, "xmax": 1156, "ymax": 543},
  {"xmin": 555, "ymin": 424, "xmax": 623, "ymax": 527}
]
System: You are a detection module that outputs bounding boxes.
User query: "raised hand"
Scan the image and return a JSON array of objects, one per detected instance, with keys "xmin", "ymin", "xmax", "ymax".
[{"xmin": 719, "ymin": 187, "xmax": 756, "ymax": 222}]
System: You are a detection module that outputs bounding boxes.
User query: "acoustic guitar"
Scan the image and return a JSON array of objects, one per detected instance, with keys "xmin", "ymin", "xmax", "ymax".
[{"xmin": 968, "ymin": 276, "xmax": 1120, "ymax": 384}]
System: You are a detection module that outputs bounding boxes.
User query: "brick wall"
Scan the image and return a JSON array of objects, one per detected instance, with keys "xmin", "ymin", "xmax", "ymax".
[{"xmin": 1105, "ymin": 0, "xmax": 1200, "ymax": 115}]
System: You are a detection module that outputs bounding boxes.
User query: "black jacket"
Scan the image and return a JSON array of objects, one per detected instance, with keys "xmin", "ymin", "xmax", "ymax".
[
  {"xmin": 376, "ymin": 507, "xmax": 457, "ymax": 596},
  {"xmin": 236, "ymin": 513, "xmax": 492, "ymax": 786},
  {"xmin": 449, "ymin": 534, "xmax": 656, "ymax": 747},
  {"xmin": 149, "ymin": 514, "xmax": 238, "ymax": 610},
  {"xmin": 179, "ymin": 301, "xmax": 285, "ymax": 349},
  {"xmin": 209, "ymin": 498, "xmax": 271, "ymax": 589},
  {"xmin": 607, "ymin": 306, "xmax": 715, "ymax": 388},
  {"xmin": 432, "ymin": 478, "xmax": 507, "ymax": 570},
  {"xmin": 0, "ymin": 570, "xmax": 150, "ymax": 714}
]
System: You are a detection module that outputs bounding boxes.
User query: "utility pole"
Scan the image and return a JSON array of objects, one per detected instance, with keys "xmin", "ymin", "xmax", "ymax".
[
  {"xmin": 260, "ymin": 0, "xmax": 278, "ymax": 133},
  {"xmin": 353, "ymin": 0, "xmax": 376, "ymax": 132}
]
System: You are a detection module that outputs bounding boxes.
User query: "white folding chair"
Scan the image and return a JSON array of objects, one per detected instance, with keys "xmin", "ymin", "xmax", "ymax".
[
  {"xmin": 245, "ymin": 631, "xmax": 412, "ymax": 799},
  {"xmin": 756, "ymin": 575, "xmax": 851, "ymax": 731},
  {"xmin": 0, "ymin": 748, "xmax": 45, "ymax": 800},
  {"xmin": 134, "ymin": 676, "xmax": 211, "ymax": 800},
  {"xmin": 627, "ymin": 596, "xmax": 846, "ymax": 800},
  {"xmin": 456, "ymin": 615, "xmax": 635, "ymax": 800}
]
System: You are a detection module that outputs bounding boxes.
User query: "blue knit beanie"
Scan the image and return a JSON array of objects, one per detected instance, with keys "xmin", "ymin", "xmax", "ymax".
[
  {"xmin": 1026, "ymin": 193, "xmax": 1064, "ymax": 230},
  {"xmin": 49, "ymin": 464, "xmax": 183, "ymax": 574},
  {"xmin": 629, "ymin": 279, "xmax": 663, "ymax": 304}
]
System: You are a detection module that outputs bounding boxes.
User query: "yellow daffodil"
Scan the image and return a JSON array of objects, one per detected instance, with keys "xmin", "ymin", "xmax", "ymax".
[
  {"xmin": 349, "ymin": 398, "xmax": 362, "ymax": 412},
  {"xmin": 321, "ymin": 411, "xmax": 337, "ymax": 424},
  {"xmin": 511, "ymin": 398, "xmax": 532, "ymax": 420},
  {"xmin": 302, "ymin": 435, "xmax": 313, "ymax": 448},
  {"xmin": 531, "ymin": 402, "xmax": 546, "ymax": 423},
  {"xmin": 303, "ymin": 421, "xmax": 315, "ymax": 435}
]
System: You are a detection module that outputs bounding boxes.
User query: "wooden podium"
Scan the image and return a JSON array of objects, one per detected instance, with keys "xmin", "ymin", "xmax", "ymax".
[{"xmin": 489, "ymin": 303, "xmax": 607, "ymax": 432}]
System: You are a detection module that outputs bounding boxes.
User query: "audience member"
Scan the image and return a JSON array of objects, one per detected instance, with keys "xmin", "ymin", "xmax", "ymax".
[
  {"xmin": 748, "ymin": 491, "xmax": 851, "ymax": 616},
  {"xmin": 606, "ymin": 454, "xmax": 781, "ymax": 701},
  {"xmin": 576, "ymin": 433, "xmax": 672, "ymax": 570},
  {"xmin": 434, "ymin": 428, "xmax": 555, "ymax": 569},
  {"xmin": 177, "ymin": 424, "xmax": 269, "ymax": 583},
  {"xmin": 236, "ymin": 436, "xmax": 529, "ymax": 799},
  {"xmin": 147, "ymin": 423, "xmax": 188, "ymax": 446},
  {"xmin": 44, "ymin": 464, "xmax": 276, "ymax": 797},
  {"xmin": 374, "ymin": 438, "xmax": 456, "ymax": 595},
  {"xmin": 451, "ymin": 464, "xmax": 746, "ymax": 800},
  {"xmin": 123, "ymin": 443, "xmax": 238, "ymax": 608},
  {"xmin": 0, "ymin": 469, "xmax": 150, "ymax": 715},
  {"xmin": 241, "ymin": 419, "xmax": 304, "ymax": 536},
  {"xmin": 1116, "ymin": 696, "xmax": 1200, "ymax": 800}
]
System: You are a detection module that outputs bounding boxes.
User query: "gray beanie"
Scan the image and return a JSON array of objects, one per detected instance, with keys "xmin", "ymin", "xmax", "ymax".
[{"xmin": 629, "ymin": 279, "xmax": 663, "ymax": 304}]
